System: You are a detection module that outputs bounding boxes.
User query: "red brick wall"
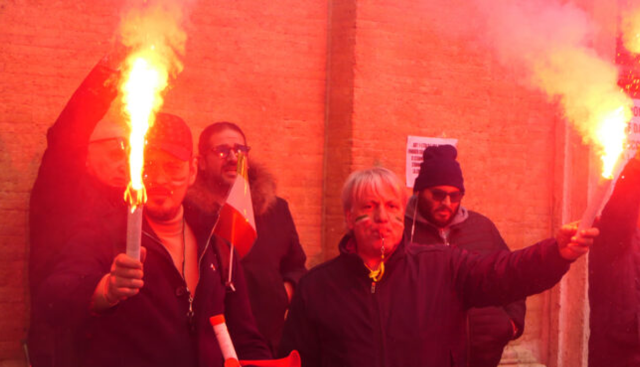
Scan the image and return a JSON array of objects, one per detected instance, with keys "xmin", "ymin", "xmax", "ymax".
[
  {"xmin": 322, "ymin": 0, "xmax": 575, "ymax": 365},
  {"xmin": 0, "ymin": 0, "xmax": 327, "ymax": 361},
  {"xmin": 0, "ymin": 0, "xmax": 606, "ymax": 364}
]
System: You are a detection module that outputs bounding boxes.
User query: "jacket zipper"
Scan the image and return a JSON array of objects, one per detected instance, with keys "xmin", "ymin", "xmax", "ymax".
[
  {"xmin": 144, "ymin": 230, "xmax": 203, "ymax": 331},
  {"xmin": 372, "ymin": 286, "xmax": 386, "ymax": 366}
]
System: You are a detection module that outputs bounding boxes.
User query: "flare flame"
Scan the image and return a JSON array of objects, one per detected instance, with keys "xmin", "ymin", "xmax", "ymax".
[{"xmin": 118, "ymin": 1, "xmax": 186, "ymax": 209}]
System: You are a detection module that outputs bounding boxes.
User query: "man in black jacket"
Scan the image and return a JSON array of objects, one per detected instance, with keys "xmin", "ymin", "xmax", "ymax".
[
  {"xmin": 588, "ymin": 155, "xmax": 640, "ymax": 367},
  {"xmin": 188, "ymin": 122, "xmax": 307, "ymax": 354},
  {"xmin": 28, "ymin": 53, "xmax": 129, "ymax": 367},
  {"xmin": 38, "ymin": 113, "xmax": 271, "ymax": 367},
  {"xmin": 405, "ymin": 144, "xmax": 525, "ymax": 367},
  {"xmin": 280, "ymin": 166, "xmax": 597, "ymax": 367}
]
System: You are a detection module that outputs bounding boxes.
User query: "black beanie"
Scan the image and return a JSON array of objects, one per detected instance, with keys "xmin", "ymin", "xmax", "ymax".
[{"xmin": 413, "ymin": 145, "xmax": 465, "ymax": 193}]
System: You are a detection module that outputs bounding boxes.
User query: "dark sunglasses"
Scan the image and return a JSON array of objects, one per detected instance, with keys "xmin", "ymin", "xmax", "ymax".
[
  {"xmin": 429, "ymin": 188, "xmax": 463, "ymax": 203},
  {"xmin": 211, "ymin": 144, "xmax": 251, "ymax": 159}
]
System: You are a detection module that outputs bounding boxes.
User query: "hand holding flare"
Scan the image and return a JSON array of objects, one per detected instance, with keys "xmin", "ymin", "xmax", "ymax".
[
  {"xmin": 556, "ymin": 222, "xmax": 599, "ymax": 261},
  {"xmin": 92, "ymin": 247, "xmax": 147, "ymax": 311}
]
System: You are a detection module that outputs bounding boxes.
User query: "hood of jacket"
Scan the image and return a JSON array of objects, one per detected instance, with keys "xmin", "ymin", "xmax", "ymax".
[{"xmin": 405, "ymin": 194, "xmax": 469, "ymax": 239}]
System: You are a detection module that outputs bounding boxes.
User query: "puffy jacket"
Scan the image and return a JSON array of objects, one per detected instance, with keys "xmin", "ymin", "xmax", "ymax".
[
  {"xmin": 28, "ymin": 60, "xmax": 122, "ymax": 367},
  {"xmin": 280, "ymin": 234, "xmax": 570, "ymax": 367},
  {"xmin": 37, "ymin": 203, "xmax": 271, "ymax": 367},
  {"xmin": 405, "ymin": 197, "xmax": 526, "ymax": 367}
]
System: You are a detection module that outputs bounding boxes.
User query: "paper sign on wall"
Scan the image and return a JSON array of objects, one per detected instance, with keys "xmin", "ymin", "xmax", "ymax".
[{"xmin": 406, "ymin": 136, "xmax": 458, "ymax": 188}]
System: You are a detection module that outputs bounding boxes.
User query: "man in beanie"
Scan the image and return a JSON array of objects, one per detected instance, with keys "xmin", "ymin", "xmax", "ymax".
[
  {"xmin": 38, "ymin": 113, "xmax": 271, "ymax": 367},
  {"xmin": 406, "ymin": 144, "xmax": 525, "ymax": 367},
  {"xmin": 281, "ymin": 166, "xmax": 598, "ymax": 367}
]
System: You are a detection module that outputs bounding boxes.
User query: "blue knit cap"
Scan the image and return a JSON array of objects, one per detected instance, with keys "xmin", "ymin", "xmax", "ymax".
[{"xmin": 413, "ymin": 145, "xmax": 465, "ymax": 193}]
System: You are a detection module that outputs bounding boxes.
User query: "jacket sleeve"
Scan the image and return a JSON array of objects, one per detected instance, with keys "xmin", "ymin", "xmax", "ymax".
[
  {"xmin": 457, "ymin": 239, "xmax": 571, "ymax": 309},
  {"xmin": 278, "ymin": 277, "xmax": 320, "ymax": 367},
  {"xmin": 224, "ymin": 246, "xmax": 273, "ymax": 360},
  {"xmin": 36, "ymin": 222, "xmax": 114, "ymax": 326},
  {"xmin": 487, "ymin": 223, "xmax": 527, "ymax": 339},
  {"xmin": 29, "ymin": 61, "xmax": 119, "ymax": 291},
  {"xmin": 278, "ymin": 200, "xmax": 307, "ymax": 287},
  {"xmin": 31, "ymin": 60, "xmax": 119, "ymax": 209}
]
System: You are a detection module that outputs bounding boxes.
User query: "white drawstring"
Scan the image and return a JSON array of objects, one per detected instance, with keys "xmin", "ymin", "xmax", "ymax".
[{"xmin": 410, "ymin": 200, "xmax": 418, "ymax": 243}]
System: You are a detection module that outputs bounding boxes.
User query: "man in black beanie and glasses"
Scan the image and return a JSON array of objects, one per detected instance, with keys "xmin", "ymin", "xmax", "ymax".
[{"xmin": 405, "ymin": 144, "xmax": 526, "ymax": 367}]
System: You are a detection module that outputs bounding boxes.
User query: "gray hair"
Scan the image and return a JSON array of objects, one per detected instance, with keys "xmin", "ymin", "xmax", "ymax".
[{"xmin": 341, "ymin": 167, "xmax": 408, "ymax": 214}]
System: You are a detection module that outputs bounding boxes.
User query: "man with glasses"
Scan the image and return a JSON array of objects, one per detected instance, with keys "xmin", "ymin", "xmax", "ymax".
[
  {"xmin": 187, "ymin": 122, "xmax": 307, "ymax": 354},
  {"xmin": 38, "ymin": 114, "xmax": 271, "ymax": 367},
  {"xmin": 28, "ymin": 51, "xmax": 130, "ymax": 367},
  {"xmin": 405, "ymin": 144, "xmax": 525, "ymax": 367}
]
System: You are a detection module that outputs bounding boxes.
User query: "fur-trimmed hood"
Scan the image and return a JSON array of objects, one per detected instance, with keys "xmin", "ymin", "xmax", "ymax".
[{"xmin": 185, "ymin": 160, "xmax": 278, "ymax": 217}]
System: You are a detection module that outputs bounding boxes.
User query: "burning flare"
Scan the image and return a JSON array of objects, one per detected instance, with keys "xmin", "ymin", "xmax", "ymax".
[
  {"xmin": 122, "ymin": 53, "xmax": 168, "ymax": 208},
  {"xmin": 468, "ymin": 0, "xmax": 632, "ymax": 179},
  {"xmin": 118, "ymin": 1, "xmax": 186, "ymax": 208}
]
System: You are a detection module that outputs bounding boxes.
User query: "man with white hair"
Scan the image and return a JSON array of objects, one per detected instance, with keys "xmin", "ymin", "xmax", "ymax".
[{"xmin": 280, "ymin": 166, "xmax": 598, "ymax": 367}]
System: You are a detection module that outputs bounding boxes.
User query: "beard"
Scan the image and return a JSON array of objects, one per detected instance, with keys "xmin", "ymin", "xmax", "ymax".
[
  {"xmin": 417, "ymin": 196, "xmax": 458, "ymax": 228},
  {"xmin": 145, "ymin": 187, "xmax": 183, "ymax": 222},
  {"xmin": 199, "ymin": 168, "xmax": 233, "ymax": 194}
]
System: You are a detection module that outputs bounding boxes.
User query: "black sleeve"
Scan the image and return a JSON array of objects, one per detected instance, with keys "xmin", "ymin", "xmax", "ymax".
[
  {"xmin": 29, "ymin": 61, "xmax": 119, "ymax": 291},
  {"xmin": 457, "ymin": 239, "xmax": 571, "ymax": 309},
  {"xmin": 278, "ymin": 200, "xmax": 307, "ymax": 287},
  {"xmin": 278, "ymin": 277, "xmax": 320, "ymax": 367},
  {"xmin": 32, "ymin": 61, "xmax": 119, "ymax": 205},
  {"xmin": 488, "ymin": 222, "xmax": 526, "ymax": 339},
  {"xmin": 224, "ymin": 247, "xmax": 273, "ymax": 360},
  {"xmin": 36, "ymin": 221, "xmax": 115, "ymax": 326}
]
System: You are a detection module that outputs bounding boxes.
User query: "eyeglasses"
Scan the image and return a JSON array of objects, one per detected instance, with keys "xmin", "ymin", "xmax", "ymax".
[
  {"xmin": 210, "ymin": 144, "xmax": 251, "ymax": 159},
  {"xmin": 144, "ymin": 159, "xmax": 189, "ymax": 181},
  {"xmin": 429, "ymin": 188, "xmax": 463, "ymax": 203}
]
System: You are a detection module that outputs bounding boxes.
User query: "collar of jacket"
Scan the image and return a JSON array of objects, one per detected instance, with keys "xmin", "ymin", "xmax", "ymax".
[
  {"xmin": 337, "ymin": 232, "xmax": 407, "ymax": 277},
  {"xmin": 405, "ymin": 194, "xmax": 469, "ymax": 236},
  {"xmin": 247, "ymin": 160, "xmax": 278, "ymax": 216}
]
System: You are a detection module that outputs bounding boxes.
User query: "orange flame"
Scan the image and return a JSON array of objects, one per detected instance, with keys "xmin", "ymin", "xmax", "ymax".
[
  {"xmin": 118, "ymin": 2, "xmax": 186, "ymax": 209},
  {"xmin": 122, "ymin": 51, "xmax": 169, "ymax": 208},
  {"xmin": 532, "ymin": 49, "xmax": 631, "ymax": 180},
  {"xmin": 596, "ymin": 108, "xmax": 628, "ymax": 178}
]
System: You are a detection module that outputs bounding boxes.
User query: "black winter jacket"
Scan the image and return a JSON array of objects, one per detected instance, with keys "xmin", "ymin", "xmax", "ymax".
[
  {"xmin": 404, "ymin": 198, "xmax": 526, "ymax": 367},
  {"xmin": 280, "ymin": 234, "xmax": 570, "ymax": 367},
  {"xmin": 28, "ymin": 61, "xmax": 123, "ymax": 367},
  {"xmin": 242, "ymin": 197, "xmax": 307, "ymax": 353},
  {"xmin": 38, "ymin": 204, "xmax": 271, "ymax": 367},
  {"xmin": 185, "ymin": 162, "xmax": 308, "ymax": 355},
  {"xmin": 589, "ymin": 157, "xmax": 640, "ymax": 367}
]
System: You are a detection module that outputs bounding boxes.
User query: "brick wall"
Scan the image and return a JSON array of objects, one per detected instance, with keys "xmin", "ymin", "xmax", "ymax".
[
  {"xmin": 322, "ymin": 0, "xmax": 596, "ymax": 365},
  {"xmin": 0, "ymin": 0, "xmax": 610, "ymax": 364},
  {"xmin": 0, "ymin": 0, "xmax": 327, "ymax": 362}
]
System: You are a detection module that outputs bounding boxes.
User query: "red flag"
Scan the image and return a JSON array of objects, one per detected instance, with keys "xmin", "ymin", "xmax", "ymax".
[{"xmin": 214, "ymin": 153, "xmax": 257, "ymax": 258}]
